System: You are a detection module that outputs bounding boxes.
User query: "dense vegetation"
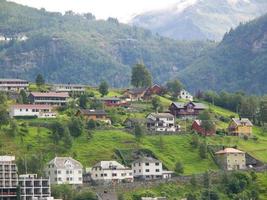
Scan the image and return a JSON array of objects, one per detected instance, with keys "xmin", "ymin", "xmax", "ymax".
[
  {"xmin": 0, "ymin": 0, "xmax": 212, "ymax": 87},
  {"xmin": 180, "ymin": 13, "xmax": 267, "ymax": 94}
]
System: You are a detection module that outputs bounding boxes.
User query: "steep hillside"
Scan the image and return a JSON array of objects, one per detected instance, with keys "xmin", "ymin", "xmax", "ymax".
[
  {"xmin": 0, "ymin": 0, "xmax": 213, "ymax": 87},
  {"xmin": 131, "ymin": 0, "xmax": 267, "ymax": 41},
  {"xmin": 179, "ymin": 14, "xmax": 267, "ymax": 94}
]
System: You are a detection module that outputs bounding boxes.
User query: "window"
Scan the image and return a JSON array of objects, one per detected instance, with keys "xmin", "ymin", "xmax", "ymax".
[
  {"xmin": 26, "ymin": 109, "xmax": 28, "ymax": 112},
  {"xmin": 79, "ymin": 177, "xmax": 82, "ymax": 181},
  {"xmin": 78, "ymin": 170, "xmax": 82, "ymax": 174},
  {"xmin": 54, "ymin": 178, "xmax": 57, "ymax": 181},
  {"xmin": 139, "ymin": 163, "xmax": 141, "ymax": 166},
  {"xmin": 58, "ymin": 170, "xmax": 61, "ymax": 174},
  {"xmin": 101, "ymin": 174, "xmax": 103, "ymax": 177},
  {"xmin": 145, "ymin": 169, "xmax": 150, "ymax": 172},
  {"xmin": 112, "ymin": 173, "xmax": 117, "ymax": 177},
  {"xmin": 155, "ymin": 163, "xmax": 160, "ymax": 166},
  {"xmin": 134, "ymin": 170, "xmax": 136, "ymax": 173},
  {"xmin": 69, "ymin": 170, "xmax": 72, "ymax": 174},
  {"xmin": 104, "ymin": 174, "xmax": 107, "ymax": 177},
  {"xmin": 156, "ymin": 169, "xmax": 160, "ymax": 172},
  {"xmin": 145, "ymin": 163, "xmax": 149, "ymax": 166},
  {"xmin": 66, "ymin": 177, "xmax": 69, "ymax": 181},
  {"xmin": 54, "ymin": 170, "xmax": 57, "ymax": 174},
  {"xmin": 139, "ymin": 170, "xmax": 141, "ymax": 173},
  {"xmin": 66, "ymin": 170, "xmax": 69, "ymax": 174},
  {"xmin": 58, "ymin": 177, "xmax": 62, "ymax": 181},
  {"xmin": 95, "ymin": 174, "xmax": 98, "ymax": 177}
]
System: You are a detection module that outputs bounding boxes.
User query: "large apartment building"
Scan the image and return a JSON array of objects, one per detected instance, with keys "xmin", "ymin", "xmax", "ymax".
[
  {"xmin": 0, "ymin": 156, "xmax": 18, "ymax": 200},
  {"xmin": 28, "ymin": 92, "xmax": 69, "ymax": 106},
  {"xmin": 19, "ymin": 174, "xmax": 51, "ymax": 200},
  {"xmin": 52, "ymin": 84, "xmax": 86, "ymax": 96},
  {"xmin": 45, "ymin": 157, "xmax": 83, "ymax": 185},
  {"xmin": 0, "ymin": 79, "xmax": 29, "ymax": 92}
]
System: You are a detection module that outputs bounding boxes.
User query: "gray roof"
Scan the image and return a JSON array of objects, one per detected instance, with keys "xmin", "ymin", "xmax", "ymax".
[
  {"xmin": 100, "ymin": 97, "xmax": 121, "ymax": 101},
  {"xmin": 132, "ymin": 157, "xmax": 161, "ymax": 164},
  {"xmin": 172, "ymin": 102, "xmax": 207, "ymax": 109},
  {"xmin": 93, "ymin": 161, "xmax": 130, "ymax": 170},
  {"xmin": 232, "ymin": 118, "xmax": 253, "ymax": 126},
  {"xmin": 149, "ymin": 113, "xmax": 174, "ymax": 118},
  {"xmin": 127, "ymin": 87, "xmax": 148, "ymax": 95},
  {"xmin": 79, "ymin": 109, "xmax": 106, "ymax": 115},
  {"xmin": 48, "ymin": 157, "xmax": 83, "ymax": 169}
]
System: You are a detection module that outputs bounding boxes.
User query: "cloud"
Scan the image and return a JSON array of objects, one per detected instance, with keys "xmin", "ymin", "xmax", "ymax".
[{"xmin": 9, "ymin": 0, "xmax": 178, "ymax": 22}]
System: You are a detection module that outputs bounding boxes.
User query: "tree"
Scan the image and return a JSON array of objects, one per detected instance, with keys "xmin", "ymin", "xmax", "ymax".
[
  {"xmin": 99, "ymin": 81, "xmax": 109, "ymax": 97},
  {"xmin": 9, "ymin": 119, "xmax": 19, "ymax": 137},
  {"xmin": 0, "ymin": 106, "xmax": 10, "ymax": 129},
  {"xmin": 203, "ymin": 171, "xmax": 210, "ymax": 189},
  {"xmin": 134, "ymin": 123, "xmax": 144, "ymax": 141},
  {"xmin": 35, "ymin": 74, "xmax": 45, "ymax": 87},
  {"xmin": 79, "ymin": 94, "xmax": 88, "ymax": 109},
  {"xmin": 0, "ymin": 92, "xmax": 8, "ymax": 105},
  {"xmin": 175, "ymin": 161, "xmax": 184, "ymax": 175},
  {"xmin": 50, "ymin": 121, "xmax": 66, "ymax": 144},
  {"xmin": 239, "ymin": 97, "xmax": 257, "ymax": 122},
  {"xmin": 17, "ymin": 89, "xmax": 28, "ymax": 104},
  {"xmin": 131, "ymin": 63, "xmax": 152, "ymax": 88},
  {"xmin": 259, "ymin": 98, "xmax": 267, "ymax": 125},
  {"xmin": 201, "ymin": 190, "xmax": 219, "ymax": 200},
  {"xmin": 87, "ymin": 119, "xmax": 96, "ymax": 130},
  {"xmin": 74, "ymin": 190, "xmax": 97, "ymax": 200},
  {"xmin": 166, "ymin": 79, "xmax": 183, "ymax": 99},
  {"xmin": 198, "ymin": 110, "xmax": 215, "ymax": 136},
  {"xmin": 190, "ymin": 174, "xmax": 197, "ymax": 187},
  {"xmin": 186, "ymin": 193, "xmax": 198, "ymax": 200},
  {"xmin": 52, "ymin": 184, "xmax": 74, "ymax": 200},
  {"xmin": 190, "ymin": 134, "xmax": 199, "ymax": 148},
  {"xmin": 151, "ymin": 96, "xmax": 161, "ymax": 112},
  {"xmin": 68, "ymin": 117, "xmax": 84, "ymax": 137},
  {"xmin": 199, "ymin": 142, "xmax": 207, "ymax": 159}
]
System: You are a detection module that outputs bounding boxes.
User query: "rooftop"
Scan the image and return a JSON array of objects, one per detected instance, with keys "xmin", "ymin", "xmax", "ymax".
[
  {"xmin": 0, "ymin": 78, "xmax": 28, "ymax": 82},
  {"xmin": 215, "ymin": 148, "xmax": 245, "ymax": 155},
  {"xmin": 30, "ymin": 92, "xmax": 69, "ymax": 98},
  {"xmin": 11, "ymin": 104, "xmax": 53, "ymax": 110},
  {"xmin": 47, "ymin": 157, "xmax": 83, "ymax": 169},
  {"xmin": 232, "ymin": 118, "xmax": 253, "ymax": 126},
  {"xmin": 149, "ymin": 113, "xmax": 174, "ymax": 118},
  {"xmin": 172, "ymin": 102, "xmax": 207, "ymax": 109},
  {"xmin": 132, "ymin": 157, "xmax": 160, "ymax": 164},
  {"xmin": 93, "ymin": 161, "xmax": 129, "ymax": 170},
  {"xmin": 78, "ymin": 109, "xmax": 107, "ymax": 115}
]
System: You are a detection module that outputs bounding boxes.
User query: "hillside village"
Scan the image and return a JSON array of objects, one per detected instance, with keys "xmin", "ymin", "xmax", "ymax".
[{"xmin": 1, "ymin": 70, "xmax": 267, "ymax": 200}]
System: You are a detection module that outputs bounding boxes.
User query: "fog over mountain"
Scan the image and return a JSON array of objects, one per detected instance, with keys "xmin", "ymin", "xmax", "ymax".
[{"xmin": 131, "ymin": 0, "xmax": 267, "ymax": 41}]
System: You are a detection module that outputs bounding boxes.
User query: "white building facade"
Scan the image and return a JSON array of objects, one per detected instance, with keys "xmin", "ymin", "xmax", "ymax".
[
  {"xmin": 132, "ymin": 157, "xmax": 173, "ymax": 180},
  {"xmin": 45, "ymin": 157, "xmax": 83, "ymax": 185},
  {"xmin": 19, "ymin": 174, "xmax": 51, "ymax": 200},
  {"xmin": 9, "ymin": 104, "xmax": 56, "ymax": 118},
  {"xmin": 0, "ymin": 79, "xmax": 29, "ymax": 92},
  {"xmin": 178, "ymin": 89, "xmax": 193, "ymax": 101},
  {"xmin": 52, "ymin": 84, "xmax": 85, "ymax": 96},
  {"xmin": 146, "ymin": 113, "xmax": 177, "ymax": 132},
  {"xmin": 90, "ymin": 161, "xmax": 133, "ymax": 184},
  {"xmin": 0, "ymin": 156, "xmax": 18, "ymax": 200}
]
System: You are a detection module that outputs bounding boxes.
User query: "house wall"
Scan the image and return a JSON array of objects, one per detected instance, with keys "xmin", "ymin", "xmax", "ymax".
[
  {"xmin": 91, "ymin": 168, "xmax": 133, "ymax": 183},
  {"xmin": 229, "ymin": 121, "xmax": 252, "ymax": 136},
  {"xmin": 147, "ymin": 114, "xmax": 176, "ymax": 132},
  {"xmin": 216, "ymin": 153, "xmax": 246, "ymax": 170},
  {"xmin": 45, "ymin": 167, "xmax": 83, "ymax": 185},
  {"xmin": 132, "ymin": 161, "xmax": 163, "ymax": 179},
  {"xmin": 10, "ymin": 107, "xmax": 55, "ymax": 118}
]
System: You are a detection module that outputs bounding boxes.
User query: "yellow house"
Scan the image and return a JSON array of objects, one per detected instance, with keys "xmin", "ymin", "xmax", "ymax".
[
  {"xmin": 228, "ymin": 118, "xmax": 253, "ymax": 136},
  {"xmin": 215, "ymin": 148, "xmax": 246, "ymax": 170}
]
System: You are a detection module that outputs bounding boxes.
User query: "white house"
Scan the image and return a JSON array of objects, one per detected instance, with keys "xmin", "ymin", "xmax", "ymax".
[
  {"xmin": 90, "ymin": 161, "xmax": 133, "ymax": 184},
  {"xmin": 9, "ymin": 104, "xmax": 56, "ymax": 118},
  {"xmin": 0, "ymin": 78, "xmax": 29, "ymax": 92},
  {"xmin": 146, "ymin": 113, "xmax": 177, "ymax": 132},
  {"xmin": 178, "ymin": 89, "xmax": 193, "ymax": 101},
  {"xmin": 45, "ymin": 157, "xmax": 83, "ymax": 185},
  {"xmin": 132, "ymin": 157, "xmax": 173, "ymax": 180}
]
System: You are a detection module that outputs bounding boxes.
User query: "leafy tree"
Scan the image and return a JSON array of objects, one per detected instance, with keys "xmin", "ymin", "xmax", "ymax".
[
  {"xmin": 79, "ymin": 94, "xmax": 88, "ymax": 109},
  {"xmin": 89, "ymin": 99, "xmax": 103, "ymax": 109},
  {"xmin": 199, "ymin": 142, "xmax": 207, "ymax": 159},
  {"xmin": 17, "ymin": 89, "xmax": 28, "ymax": 104},
  {"xmin": 62, "ymin": 128, "xmax": 73, "ymax": 150},
  {"xmin": 201, "ymin": 190, "xmax": 219, "ymax": 200},
  {"xmin": 134, "ymin": 123, "xmax": 144, "ymax": 141},
  {"xmin": 131, "ymin": 63, "xmax": 152, "ymax": 88},
  {"xmin": 190, "ymin": 134, "xmax": 199, "ymax": 148},
  {"xmin": 0, "ymin": 92, "xmax": 8, "ymax": 105},
  {"xmin": 151, "ymin": 96, "xmax": 161, "ymax": 112},
  {"xmin": 35, "ymin": 73, "xmax": 45, "ymax": 87},
  {"xmin": 0, "ymin": 106, "xmax": 10, "ymax": 129},
  {"xmin": 239, "ymin": 97, "xmax": 258, "ymax": 121},
  {"xmin": 203, "ymin": 171, "xmax": 210, "ymax": 189},
  {"xmin": 99, "ymin": 81, "xmax": 109, "ymax": 97},
  {"xmin": 259, "ymin": 98, "xmax": 267, "ymax": 125},
  {"xmin": 74, "ymin": 190, "xmax": 97, "ymax": 200},
  {"xmin": 198, "ymin": 110, "xmax": 215, "ymax": 135},
  {"xmin": 68, "ymin": 117, "xmax": 84, "ymax": 137},
  {"xmin": 187, "ymin": 193, "xmax": 198, "ymax": 200},
  {"xmin": 9, "ymin": 119, "xmax": 19, "ymax": 137},
  {"xmin": 87, "ymin": 119, "xmax": 96, "ymax": 130},
  {"xmin": 190, "ymin": 174, "xmax": 197, "ymax": 187},
  {"xmin": 166, "ymin": 79, "xmax": 183, "ymax": 99},
  {"xmin": 52, "ymin": 184, "xmax": 74, "ymax": 200},
  {"xmin": 175, "ymin": 161, "xmax": 184, "ymax": 175}
]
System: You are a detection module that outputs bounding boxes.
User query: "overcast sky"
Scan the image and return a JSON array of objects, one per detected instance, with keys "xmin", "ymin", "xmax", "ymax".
[{"xmin": 9, "ymin": 0, "xmax": 178, "ymax": 22}]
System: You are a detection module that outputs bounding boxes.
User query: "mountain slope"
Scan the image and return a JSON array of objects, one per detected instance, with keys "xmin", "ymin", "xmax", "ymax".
[
  {"xmin": 131, "ymin": 0, "xmax": 267, "ymax": 41},
  {"xmin": 0, "ymin": 0, "xmax": 213, "ymax": 87},
  {"xmin": 179, "ymin": 13, "xmax": 267, "ymax": 94}
]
